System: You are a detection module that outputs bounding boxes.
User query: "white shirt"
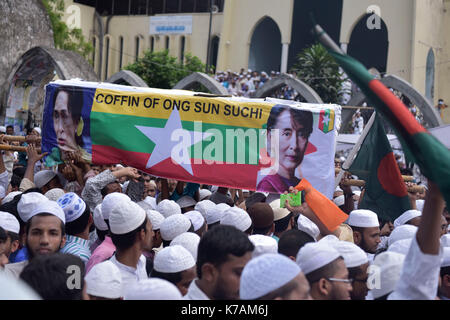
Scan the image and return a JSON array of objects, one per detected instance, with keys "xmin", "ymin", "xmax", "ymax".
[
  {"xmin": 110, "ymin": 254, "xmax": 148, "ymax": 295},
  {"xmin": 184, "ymin": 279, "xmax": 210, "ymax": 300}
]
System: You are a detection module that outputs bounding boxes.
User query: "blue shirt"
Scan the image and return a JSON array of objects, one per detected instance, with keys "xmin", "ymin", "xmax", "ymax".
[{"xmin": 9, "ymin": 247, "xmax": 28, "ymax": 263}]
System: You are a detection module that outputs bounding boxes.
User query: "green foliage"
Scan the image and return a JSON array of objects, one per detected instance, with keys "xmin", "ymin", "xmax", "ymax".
[
  {"xmin": 125, "ymin": 50, "xmax": 206, "ymax": 89},
  {"xmin": 292, "ymin": 43, "xmax": 348, "ymax": 104},
  {"xmin": 42, "ymin": 0, "xmax": 93, "ymax": 63}
]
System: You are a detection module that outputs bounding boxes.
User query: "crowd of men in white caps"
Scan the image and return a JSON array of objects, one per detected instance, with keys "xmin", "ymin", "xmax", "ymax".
[{"xmin": 0, "ymin": 130, "xmax": 449, "ymax": 300}]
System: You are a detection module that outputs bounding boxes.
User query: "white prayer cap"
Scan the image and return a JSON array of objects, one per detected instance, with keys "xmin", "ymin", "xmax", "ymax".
[
  {"xmin": 57, "ymin": 192, "xmax": 87, "ymax": 223},
  {"xmin": 346, "ymin": 209, "xmax": 380, "ymax": 228},
  {"xmin": 137, "ymin": 200, "xmax": 153, "ymax": 211},
  {"xmin": 388, "ymin": 224, "xmax": 417, "ymax": 246},
  {"xmin": 0, "ymin": 211, "xmax": 20, "ymax": 234},
  {"xmin": 34, "ymin": 170, "xmax": 57, "ymax": 189},
  {"xmin": 441, "ymin": 234, "xmax": 450, "ymax": 248},
  {"xmin": 249, "ymin": 235, "xmax": 278, "ymax": 258},
  {"xmin": 353, "ymin": 190, "xmax": 361, "ymax": 197},
  {"xmin": 416, "ymin": 199, "xmax": 425, "ymax": 212},
  {"xmin": 0, "ymin": 126, "xmax": 5, "ymax": 133},
  {"xmin": 441, "ymin": 247, "xmax": 450, "ymax": 267},
  {"xmin": 85, "ymin": 260, "xmax": 122, "ymax": 299},
  {"xmin": 160, "ymin": 214, "xmax": 192, "ymax": 241},
  {"xmin": 44, "ymin": 188, "xmax": 65, "ymax": 201},
  {"xmin": 93, "ymin": 204, "xmax": 108, "ymax": 231},
  {"xmin": 2, "ymin": 191, "xmax": 22, "ymax": 204},
  {"xmin": 156, "ymin": 199, "xmax": 181, "ymax": 218},
  {"xmin": 370, "ymin": 251, "xmax": 405, "ymax": 299},
  {"xmin": 153, "ymin": 245, "xmax": 195, "ymax": 273},
  {"xmin": 0, "ymin": 272, "xmax": 41, "ymax": 300},
  {"xmin": 220, "ymin": 207, "xmax": 252, "ymax": 232},
  {"xmin": 184, "ymin": 210, "xmax": 205, "ymax": 231},
  {"xmin": 29, "ymin": 200, "xmax": 66, "ymax": 224},
  {"xmin": 297, "ymin": 215, "xmax": 320, "ymax": 240},
  {"xmin": 33, "ymin": 127, "xmax": 41, "ymax": 135},
  {"xmin": 330, "ymin": 241, "xmax": 368, "ymax": 268},
  {"xmin": 240, "ymin": 253, "xmax": 301, "ymax": 300},
  {"xmin": 18, "ymin": 192, "xmax": 53, "ymax": 223},
  {"xmin": 205, "ymin": 203, "xmax": 227, "ymax": 225},
  {"xmin": 269, "ymin": 199, "xmax": 290, "ymax": 221},
  {"xmin": 143, "ymin": 196, "xmax": 156, "ymax": 210},
  {"xmin": 195, "ymin": 200, "xmax": 216, "ymax": 218},
  {"xmin": 199, "ymin": 189, "xmax": 212, "ymax": 200},
  {"xmin": 388, "ymin": 238, "xmax": 412, "ymax": 255},
  {"xmin": 101, "ymin": 192, "xmax": 130, "ymax": 220},
  {"xmin": 109, "ymin": 200, "xmax": 146, "ymax": 235},
  {"xmin": 124, "ymin": 279, "xmax": 182, "ymax": 300},
  {"xmin": 170, "ymin": 232, "xmax": 200, "ymax": 260},
  {"xmin": 333, "ymin": 195, "xmax": 345, "ymax": 207},
  {"xmin": 393, "ymin": 210, "xmax": 421, "ymax": 227},
  {"xmin": 216, "ymin": 203, "xmax": 231, "ymax": 211},
  {"xmin": 296, "ymin": 242, "xmax": 341, "ymax": 275},
  {"xmin": 146, "ymin": 210, "xmax": 165, "ymax": 231},
  {"xmin": 318, "ymin": 234, "xmax": 340, "ymax": 246},
  {"xmin": 176, "ymin": 196, "xmax": 196, "ymax": 209},
  {"xmin": 335, "ymin": 186, "xmax": 343, "ymax": 192}
]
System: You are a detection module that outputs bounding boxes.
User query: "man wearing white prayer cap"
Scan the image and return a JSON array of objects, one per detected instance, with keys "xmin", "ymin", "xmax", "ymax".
[
  {"xmin": 1, "ymin": 191, "xmax": 22, "ymax": 205},
  {"xmin": 387, "ymin": 224, "xmax": 417, "ymax": 247},
  {"xmin": 205, "ymin": 203, "xmax": 227, "ymax": 229},
  {"xmin": 57, "ymin": 192, "xmax": 93, "ymax": 264},
  {"xmin": 387, "ymin": 238, "xmax": 412, "ymax": 255},
  {"xmin": 269, "ymin": 199, "xmax": 294, "ymax": 241},
  {"xmin": 176, "ymin": 195, "xmax": 197, "ymax": 213},
  {"xmin": 297, "ymin": 215, "xmax": 320, "ymax": 241},
  {"xmin": 124, "ymin": 278, "xmax": 182, "ymax": 300},
  {"xmin": 249, "ymin": 234, "xmax": 278, "ymax": 258},
  {"xmin": 184, "ymin": 210, "xmax": 207, "ymax": 237},
  {"xmin": 17, "ymin": 192, "xmax": 49, "ymax": 223},
  {"xmin": 278, "ymin": 229, "xmax": 315, "ymax": 261},
  {"xmin": 160, "ymin": 214, "xmax": 193, "ymax": 246},
  {"xmin": 199, "ymin": 189, "xmax": 212, "ymax": 201},
  {"xmin": 369, "ymin": 251, "xmax": 405, "ymax": 300},
  {"xmin": 34, "ymin": 170, "xmax": 63, "ymax": 194},
  {"xmin": 156, "ymin": 199, "xmax": 182, "ymax": 218},
  {"xmin": 346, "ymin": 209, "xmax": 381, "ymax": 255},
  {"xmin": 393, "ymin": 209, "xmax": 421, "ymax": 227},
  {"xmin": 171, "ymin": 232, "xmax": 200, "ymax": 260},
  {"xmin": 3, "ymin": 200, "xmax": 66, "ymax": 278},
  {"xmin": 438, "ymin": 247, "xmax": 450, "ymax": 300},
  {"xmin": 89, "ymin": 203, "xmax": 108, "ymax": 253},
  {"xmin": 194, "ymin": 199, "xmax": 216, "ymax": 219},
  {"xmin": 109, "ymin": 199, "xmax": 153, "ymax": 291},
  {"xmin": 296, "ymin": 242, "xmax": 352, "ymax": 300},
  {"xmin": 101, "ymin": 192, "xmax": 131, "ymax": 223},
  {"xmin": 146, "ymin": 209, "xmax": 165, "ymax": 254},
  {"xmin": 44, "ymin": 188, "xmax": 65, "ymax": 202},
  {"xmin": 220, "ymin": 207, "xmax": 253, "ymax": 235},
  {"xmin": 151, "ymin": 245, "xmax": 196, "ymax": 296},
  {"xmin": 240, "ymin": 253, "xmax": 311, "ymax": 300},
  {"xmin": 0, "ymin": 211, "xmax": 20, "ymax": 261},
  {"xmin": 85, "ymin": 260, "xmax": 122, "ymax": 300}
]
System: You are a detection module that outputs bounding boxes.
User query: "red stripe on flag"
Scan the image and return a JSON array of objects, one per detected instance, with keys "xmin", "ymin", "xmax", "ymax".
[
  {"xmin": 368, "ymin": 80, "xmax": 427, "ymax": 135},
  {"xmin": 319, "ymin": 110, "xmax": 325, "ymax": 131}
]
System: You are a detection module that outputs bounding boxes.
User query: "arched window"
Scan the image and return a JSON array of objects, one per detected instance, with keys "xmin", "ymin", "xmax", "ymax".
[
  {"xmin": 179, "ymin": 36, "xmax": 185, "ymax": 63},
  {"xmin": 425, "ymin": 48, "xmax": 435, "ymax": 102},
  {"xmin": 119, "ymin": 36, "xmax": 124, "ymax": 69},
  {"xmin": 104, "ymin": 37, "xmax": 110, "ymax": 80}
]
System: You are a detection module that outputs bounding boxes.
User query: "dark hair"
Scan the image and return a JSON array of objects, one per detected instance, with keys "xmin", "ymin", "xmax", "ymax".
[
  {"xmin": 305, "ymin": 257, "xmax": 343, "ymax": 284},
  {"xmin": 20, "ymin": 253, "xmax": 85, "ymax": 300},
  {"xmin": 196, "ymin": 225, "xmax": 254, "ymax": 279},
  {"xmin": 13, "ymin": 167, "xmax": 26, "ymax": 179},
  {"xmin": 6, "ymin": 125, "xmax": 13, "ymax": 130},
  {"xmin": 274, "ymin": 213, "xmax": 293, "ymax": 233},
  {"xmin": 6, "ymin": 230, "xmax": 19, "ymax": 243},
  {"xmin": 257, "ymin": 278, "xmax": 299, "ymax": 300},
  {"xmin": 278, "ymin": 229, "xmax": 314, "ymax": 258},
  {"xmin": 101, "ymin": 182, "xmax": 121, "ymax": 197},
  {"xmin": 348, "ymin": 265, "xmax": 365, "ymax": 280},
  {"xmin": 440, "ymin": 266, "xmax": 450, "ymax": 278},
  {"xmin": 145, "ymin": 257, "xmax": 153, "ymax": 277},
  {"xmin": 65, "ymin": 204, "xmax": 91, "ymax": 236},
  {"xmin": 207, "ymin": 222, "xmax": 220, "ymax": 230},
  {"xmin": 110, "ymin": 217, "xmax": 148, "ymax": 251},
  {"xmin": 252, "ymin": 225, "xmax": 272, "ymax": 236},
  {"xmin": 26, "ymin": 213, "xmax": 65, "ymax": 237},
  {"xmin": 0, "ymin": 226, "xmax": 7, "ymax": 242},
  {"xmin": 10, "ymin": 175, "xmax": 22, "ymax": 189},
  {"xmin": 151, "ymin": 269, "xmax": 183, "ymax": 285},
  {"xmin": 96, "ymin": 228, "xmax": 108, "ymax": 242},
  {"xmin": 266, "ymin": 105, "xmax": 313, "ymax": 138}
]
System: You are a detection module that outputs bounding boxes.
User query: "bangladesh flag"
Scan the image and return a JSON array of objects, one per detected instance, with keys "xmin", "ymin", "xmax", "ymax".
[{"xmin": 349, "ymin": 113, "xmax": 411, "ymax": 221}]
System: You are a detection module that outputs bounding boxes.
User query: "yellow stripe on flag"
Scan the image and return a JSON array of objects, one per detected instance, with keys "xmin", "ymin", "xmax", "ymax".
[{"xmin": 328, "ymin": 109, "xmax": 335, "ymax": 131}]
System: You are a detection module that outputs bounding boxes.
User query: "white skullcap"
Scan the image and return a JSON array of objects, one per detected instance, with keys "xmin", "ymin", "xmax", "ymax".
[
  {"xmin": 194, "ymin": 200, "xmax": 216, "ymax": 218},
  {"xmin": 199, "ymin": 189, "xmax": 212, "ymax": 200},
  {"xmin": 57, "ymin": 192, "xmax": 87, "ymax": 223},
  {"xmin": 269, "ymin": 199, "xmax": 290, "ymax": 221},
  {"xmin": 335, "ymin": 186, "xmax": 343, "ymax": 192},
  {"xmin": 93, "ymin": 204, "xmax": 108, "ymax": 231},
  {"xmin": 370, "ymin": 251, "xmax": 405, "ymax": 299},
  {"xmin": 442, "ymin": 247, "xmax": 450, "ymax": 267},
  {"xmin": 85, "ymin": 260, "xmax": 122, "ymax": 299},
  {"xmin": 393, "ymin": 210, "xmax": 421, "ymax": 227},
  {"xmin": 297, "ymin": 215, "xmax": 320, "ymax": 240},
  {"xmin": 124, "ymin": 278, "xmax": 182, "ymax": 300},
  {"xmin": 330, "ymin": 241, "xmax": 368, "ymax": 268},
  {"xmin": 33, "ymin": 127, "xmax": 41, "ymax": 135},
  {"xmin": 176, "ymin": 196, "xmax": 197, "ymax": 209},
  {"xmin": 143, "ymin": 196, "xmax": 156, "ymax": 209},
  {"xmin": 153, "ymin": 245, "xmax": 196, "ymax": 273},
  {"xmin": 388, "ymin": 224, "xmax": 417, "ymax": 246},
  {"xmin": 34, "ymin": 170, "xmax": 57, "ymax": 189},
  {"xmin": 296, "ymin": 242, "xmax": 341, "ymax": 275},
  {"xmin": 240, "ymin": 253, "xmax": 301, "ymax": 300},
  {"xmin": 170, "ymin": 232, "xmax": 200, "ymax": 261},
  {"xmin": 249, "ymin": 235, "xmax": 278, "ymax": 258},
  {"xmin": 220, "ymin": 207, "xmax": 252, "ymax": 232},
  {"xmin": 29, "ymin": 200, "xmax": 66, "ymax": 223},
  {"xmin": 18, "ymin": 192, "xmax": 49, "ymax": 222},
  {"xmin": 109, "ymin": 200, "xmax": 146, "ymax": 235},
  {"xmin": 184, "ymin": 211, "xmax": 205, "ymax": 231},
  {"xmin": 137, "ymin": 200, "xmax": 153, "ymax": 211},
  {"xmin": 205, "ymin": 203, "xmax": 227, "ymax": 225},
  {"xmin": 318, "ymin": 234, "xmax": 340, "ymax": 246},
  {"xmin": 353, "ymin": 190, "xmax": 361, "ymax": 197},
  {"xmin": 0, "ymin": 211, "xmax": 20, "ymax": 234},
  {"xmin": 44, "ymin": 188, "xmax": 65, "ymax": 201},
  {"xmin": 347, "ymin": 209, "xmax": 380, "ymax": 228},
  {"xmin": 101, "ymin": 193, "xmax": 130, "ymax": 220},
  {"xmin": 156, "ymin": 199, "xmax": 181, "ymax": 218},
  {"xmin": 388, "ymin": 238, "xmax": 412, "ymax": 255},
  {"xmin": 160, "ymin": 214, "xmax": 192, "ymax": 241},
  {"xmin": 146, "ymin": 210, "xmax": 165, "ymax": 231},
  {"xmin": 0, "ymin": 126, "xmax": 5, "ymax": 133},
  {"xmin": 333, "ymin": 195, "xmax": 345, "ymax": 207},
  {"xmin": 2, "ymin": 191, "xmax": 22, "ymax": 205},
  {"xmin": 0, "ymin": 273, "xmax": 41, "ymax": 300},
  {"xmin": 441, "ymin": 234, "xmax": 450, "ymax": 248},
  {"xmin": 216, "ymin": 203, "xmax": 231, "ymax": 211},
  {"xmin": 416, "ymin": 199, "xmax": 425, "ymax": 212}
]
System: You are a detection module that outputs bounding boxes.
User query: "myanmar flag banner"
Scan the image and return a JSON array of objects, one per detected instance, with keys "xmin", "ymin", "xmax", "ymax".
[{"xmin": 42, "ymin": 80, "xmax": 340, "ymax": 197}]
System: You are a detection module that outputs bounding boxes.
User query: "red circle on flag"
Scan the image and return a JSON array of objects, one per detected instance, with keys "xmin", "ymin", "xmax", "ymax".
[{"xmin": 377, "ymin": 153, "xmax": 408, "ymax": 197}]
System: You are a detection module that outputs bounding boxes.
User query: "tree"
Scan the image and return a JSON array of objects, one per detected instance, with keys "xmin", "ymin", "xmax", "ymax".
[
  {"xmin": 125, "ymin": 50, "xmax": 206, "ymax": 89},
  {"xmin": 292, "ymin": 43, "xmax": 348, "ymax": 104},
  {"xmin": 42, "ymin": 0, "xmax": 93, "ymax": 62}
]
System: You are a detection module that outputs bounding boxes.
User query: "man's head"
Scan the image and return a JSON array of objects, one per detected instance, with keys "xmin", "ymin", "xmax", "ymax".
[
  {"xmin": 34, "ymin": 171, "xmax": 63, "ymax": 194},
  {"xmin": 6, "ymin": 125, "xmax": 14, "ymax": 136},
  {"xmin": 439, "ymin": 248, "xmax": 450, "ymax": 299},
  {"xmin": 278, "ymin": 229, "xmax": 315, "ymax": 261},
  {"xmin": 57, "ymin": 193, "xmax": 92, "ymax": 237},
  {"xmin": 0, "ymin": 211, "xmax": 20, "ymax": 258},
  {"xmin": 101, "ymin": 182, "xmax": 122, "ymax": 197},
  {"xmin": 270, "ymin": 199, "xmax": 294, "ymax": 237},
  {"xmin": 196, "ymin": 225, "xmax": 254, "ymax": 300},
  {"xmin": 393, "ymin": 209, "xmax": 422, "ymax": 228},
  {"xmin": 347, "ymin": 210, "xmax": 381, "ymax": 253},
  {"xmin": 247, "ymin": 203, "xmax": 274, "ymax": 236},
  {"xmin": 85, "ymin": 260, "xmax": 122, "ymax": 300}
]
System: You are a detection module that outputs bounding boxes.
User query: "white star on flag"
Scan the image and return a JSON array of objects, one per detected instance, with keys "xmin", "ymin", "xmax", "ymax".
[
  {"xmin": 322, "ymin": 114, "xmax": 330, "ymax": 126},
  {"xmin": 136, "ymin": 108, "xmax": 211, "ymax": 176}
]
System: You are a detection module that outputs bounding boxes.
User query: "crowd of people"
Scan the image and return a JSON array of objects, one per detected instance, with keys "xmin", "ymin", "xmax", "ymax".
[{"xmin": 0, "ymin": 125, "xmax": 449, "ymax": 301}]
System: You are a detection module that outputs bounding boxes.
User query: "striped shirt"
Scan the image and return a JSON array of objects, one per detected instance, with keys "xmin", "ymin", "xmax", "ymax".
[{"xmin": 60, "ymin": 235, "xmax": 91, "ymax": 264}]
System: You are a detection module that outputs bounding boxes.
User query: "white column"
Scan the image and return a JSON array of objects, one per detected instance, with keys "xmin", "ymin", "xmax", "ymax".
[
  {"xmin": 340, "ymin": 43, "xmax": 348, "ymax": 54},
  {"xmin": 281, "ymin": 42, "xmax": 289, "ymax": 73}
]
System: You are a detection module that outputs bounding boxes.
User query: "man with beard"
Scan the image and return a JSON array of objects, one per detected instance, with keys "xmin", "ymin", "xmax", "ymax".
[
  {"xmin": 185, "ymin": 224, "xmax": 254, "ymax": 300},
  {"xmin": 346, "ymin": 210, "xmax": 381, "ymax": 262}
]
